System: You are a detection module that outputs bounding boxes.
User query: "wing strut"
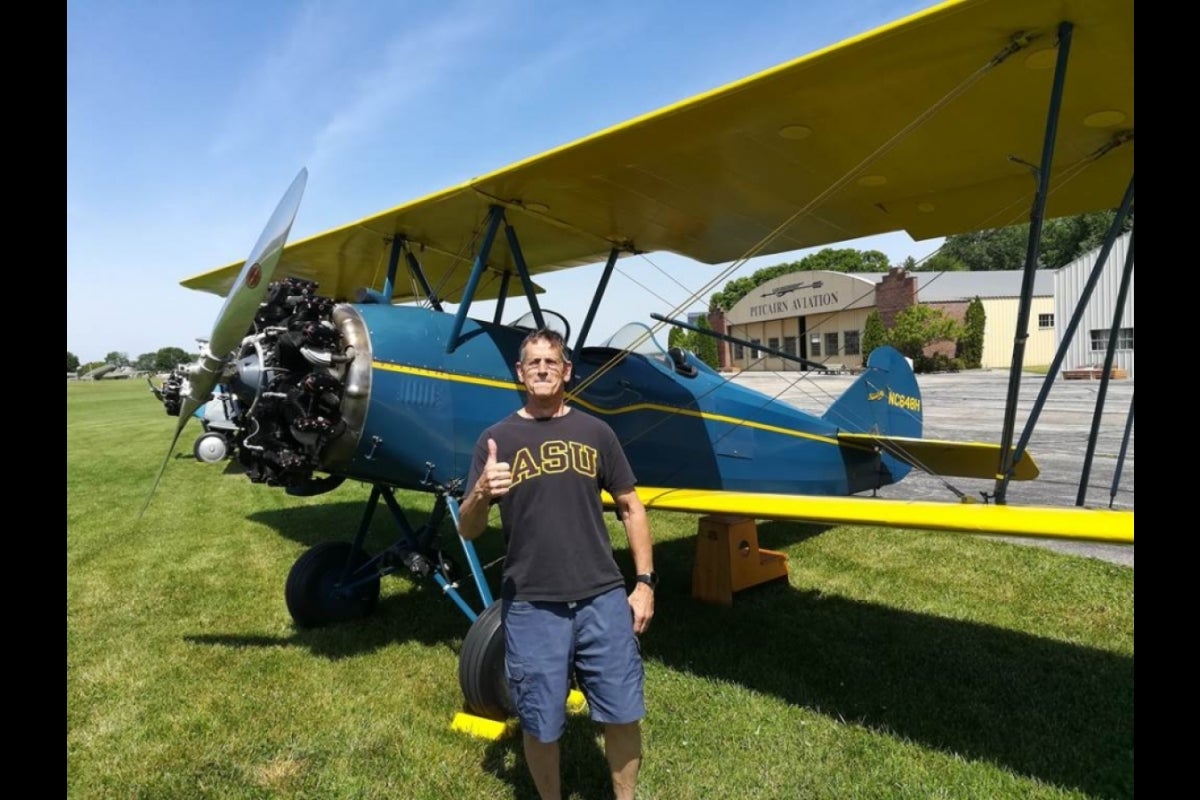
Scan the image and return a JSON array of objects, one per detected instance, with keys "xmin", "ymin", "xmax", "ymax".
[
  {"xmin": 382, "ymin": 236, "xmax": 402, "ymax": 302},
  {"xmin": 405, "ymin": 242, "xmax": 443, "ymax": 312},
  {"xmin": 994, "ymin": 21, "xmax": 1073, "ymax": 504},
  {"xmin": 504, "ymin": 222, "xmax": 545, "ymax": 331},
  {"xmin": 448, "ymin": 206, "xmax": 505, "ymax": 352},
  {"xmin": 1000, "ymin": 178, "xmax": 1134, "ymax": 501},
  {"xmin": 1078, "ymin": 229, "xmax": 1135, "ymax": 506},
  {"xmin": 1109, "ymin": 395, "xmax": 1134, "ymax": 509},
  {"xmin": 449, "ymin": 207, "xmax": 560, "ymax": 349},
  {"xmin": 492, "ymin": 271, "xmax": 512, "ymax": 324},
  {"xmin": 356, "ymin": 236, "xmax": 404, "ymax": 306},
  {"xmin": 575, "ymin": 247, "xmax": 620, "ymax": 351}
]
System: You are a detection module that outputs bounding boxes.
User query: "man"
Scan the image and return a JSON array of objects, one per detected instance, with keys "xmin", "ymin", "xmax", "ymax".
[{"xmin": 458, "ymin": 328, "xmax": 655, "ymax": 800}]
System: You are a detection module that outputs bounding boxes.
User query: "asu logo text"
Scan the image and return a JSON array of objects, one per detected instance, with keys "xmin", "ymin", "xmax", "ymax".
[{"xmin": 511, "ymin": 440, "xmax": 599, "ymax": 488}]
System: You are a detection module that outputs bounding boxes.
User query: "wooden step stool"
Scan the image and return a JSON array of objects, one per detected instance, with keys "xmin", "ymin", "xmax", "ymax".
[{"xmin": 692, "ymin": 515, "xmax": 789, "ymax": 605}]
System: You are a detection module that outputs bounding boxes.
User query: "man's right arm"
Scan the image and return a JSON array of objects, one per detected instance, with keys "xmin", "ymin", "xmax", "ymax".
[
  {"xmin": 456, "ymin": 480, "xmax": 493, "ymax": 540},
  {"xmin": 457, "ymin": 437, "xmax": 510, "ymax": 540}
]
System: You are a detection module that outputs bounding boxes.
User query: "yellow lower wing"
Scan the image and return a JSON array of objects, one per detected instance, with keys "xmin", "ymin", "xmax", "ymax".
[
  {"xmin": 605, "ymin": 487, "xmax": 1133, "ymax": 545},
  {"xmin": 837, "ymin": 433, "xmax": 1040, "ymax": 480}
]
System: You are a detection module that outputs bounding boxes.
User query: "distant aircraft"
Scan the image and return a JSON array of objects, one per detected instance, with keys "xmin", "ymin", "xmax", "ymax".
[
  {"xmin": 101, "ymin": 366, "xmax": 139, "ymax": 380},
  {"xmin": 82, "ymin": 364, "xmax": 117, "ymax": 380},
  {"xmin": 148, "ymin": 375, "xmax": 241, "ymax": 462},
  {"xmin": 147, "ymin": 0, "xmax": 1133, "ymax": 720}
]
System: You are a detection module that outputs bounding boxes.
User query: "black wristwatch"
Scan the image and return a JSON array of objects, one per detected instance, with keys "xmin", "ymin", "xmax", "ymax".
[{"xmin": 635, "ymin": 571, "xmax": 658, "ymax": 590}]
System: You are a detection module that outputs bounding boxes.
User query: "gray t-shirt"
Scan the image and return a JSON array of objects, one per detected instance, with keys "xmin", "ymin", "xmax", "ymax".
[{"xmin": 467, "ymin": 409, "xmax": 636, "ymax": 602}]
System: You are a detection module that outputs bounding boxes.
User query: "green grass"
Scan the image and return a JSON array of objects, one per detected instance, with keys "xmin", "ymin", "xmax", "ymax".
[{"xmin": 68, "ymin": 379, "xmax": 1133, "ymax": 799}]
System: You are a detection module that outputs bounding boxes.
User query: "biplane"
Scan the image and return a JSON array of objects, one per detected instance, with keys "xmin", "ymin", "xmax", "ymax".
[{"xmin": 148, "ymin": 0, "xmax": 1133, "ymax": 720}]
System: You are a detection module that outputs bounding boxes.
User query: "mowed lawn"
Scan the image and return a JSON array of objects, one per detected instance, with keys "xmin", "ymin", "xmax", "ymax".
[{"xmin": 68, "ymin": 378, "xmax": 1133, "ymax": 799}]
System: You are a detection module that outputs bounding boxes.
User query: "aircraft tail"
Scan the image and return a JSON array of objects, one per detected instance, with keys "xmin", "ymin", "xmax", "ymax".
[
  {"xmin": 823, "ymin": 346, "xmax": 923, "ymax": 487},
  {"xmin": 823, "ymin": 346, "xmax": 1039, "ymax": 485},
  {"xmin": 823, "ymin": 346, "xmax": 922, "ymax": 438}
]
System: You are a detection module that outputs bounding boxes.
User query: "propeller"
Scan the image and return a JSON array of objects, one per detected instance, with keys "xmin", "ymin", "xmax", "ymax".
[{"xmin": 140, "ymin": 168, "xmax": 309, "ymax": 515}]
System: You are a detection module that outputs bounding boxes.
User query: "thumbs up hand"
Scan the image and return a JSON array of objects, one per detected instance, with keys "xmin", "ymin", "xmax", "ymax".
[{"xmin": 477, "ymin": 437, "xmax": 512, "ymax": 500}]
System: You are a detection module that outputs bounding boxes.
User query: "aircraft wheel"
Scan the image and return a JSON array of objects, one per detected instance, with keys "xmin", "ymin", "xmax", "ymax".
[
  {"xmin": 193, "ymin": 432, "xmax": 228, "ymax": 463},
  {"xmin": 285, "ymin": 541, "xmax": 380, "ymax": 628},
  {"xmin": 459, "ymin": 601, "xmax": 514, "ymax": 720}
]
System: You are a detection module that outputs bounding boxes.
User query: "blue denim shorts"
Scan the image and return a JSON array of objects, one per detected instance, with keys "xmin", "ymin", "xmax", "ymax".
[{"xmin": 502, "ymin": 585, "xmax": 645, "ymax": 742}]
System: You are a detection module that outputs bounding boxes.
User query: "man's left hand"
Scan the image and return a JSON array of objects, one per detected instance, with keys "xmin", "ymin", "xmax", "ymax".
[{"xmin": 629, "ymin": 584, "xmax": 654, "ymax": 635}]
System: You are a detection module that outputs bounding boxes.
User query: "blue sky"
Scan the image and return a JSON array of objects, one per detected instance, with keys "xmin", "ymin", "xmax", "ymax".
[{"xmin": 67, "ymin": 0, "xmax": 943, "ymax": 363}]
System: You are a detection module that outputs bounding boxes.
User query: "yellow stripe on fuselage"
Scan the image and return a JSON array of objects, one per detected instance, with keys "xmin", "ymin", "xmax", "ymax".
[
  {"xmin": 372, "ymin": 361, "xmax": 839, "ymax": 446},
  {"xmin": 375, "ymin": 362, "xmax": 520, "ymax": 391}
]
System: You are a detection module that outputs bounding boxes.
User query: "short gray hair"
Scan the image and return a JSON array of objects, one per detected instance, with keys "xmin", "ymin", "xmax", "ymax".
[{"xmin": 518, "ymin": 328, "xmax": 570, "ymax": 364}]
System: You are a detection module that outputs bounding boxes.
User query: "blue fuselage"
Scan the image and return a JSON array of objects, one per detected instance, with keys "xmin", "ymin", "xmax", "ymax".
[{"xmin": 333, "ymin": 305, "xmax": 904, "ymax": 497}]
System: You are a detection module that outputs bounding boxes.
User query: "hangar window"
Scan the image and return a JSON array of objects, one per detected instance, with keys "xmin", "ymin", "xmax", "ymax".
[
  {"xmin": 1090, "ymin": 327, "xmax": 1134, "ymax": 351},
  {"xmin": 810, "ymin": 334, "xmax": 821, "ymax": 357},
  {"xmin": 843, "ymin": 330, "xmax": 861, "ymax": 355},
  {"xmin": 783, "ymin": 336, "xmax": 797, "ymax": 356},
  {"xmin": 825, "ymin": 332, "xmax": 839, "ymax": 356},
  {"xmin": 767, "ymin": 337, "xmax": 779, "ymax": 353},
  {"xmin": 750, "ymin": 338, "xmax": 762, "ymax": 359},
  {"xmin": 734, "ymin": 342, "xmax": 745, "ymax": 360},
  {"xmin": 1038, "ymin": 313, "xmax": 1055, "ymax": 329}
]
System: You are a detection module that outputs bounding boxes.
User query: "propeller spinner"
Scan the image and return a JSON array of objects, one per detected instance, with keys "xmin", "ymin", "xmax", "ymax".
[{"xmin": 141, "ymin": 168, "xmax": 309, "ymax": 513}]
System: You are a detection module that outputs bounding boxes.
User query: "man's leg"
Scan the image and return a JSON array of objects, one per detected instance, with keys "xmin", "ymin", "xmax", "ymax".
[
  {"xmin": 575, "ymin": 589, "xmax": 647, "ymax": 800},
  {"xmin": 504, "ymin": 599, "xmax": 572, "ymax": 800},
  {"xmin": 604, "ymin": 721, "xmax": 642, "ymax": 800},
  {"xmin": 523, "ymin": 732, "xmax": 562, "ymax": 800}
]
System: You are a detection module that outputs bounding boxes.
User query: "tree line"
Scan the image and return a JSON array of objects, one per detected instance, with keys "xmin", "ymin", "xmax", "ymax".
[
  {"xmin": 709, "ymin": 211, "xmax": 1131, "ymax": 312},
  {"xmin": 68, "ymin": 347, "xmax": 196, "ymax": 375}
]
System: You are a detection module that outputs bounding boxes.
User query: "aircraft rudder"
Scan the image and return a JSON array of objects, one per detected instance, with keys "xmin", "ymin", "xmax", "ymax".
[{"xmin": 822, "ymin": 345, "xmax": 922, "ymax": 439}]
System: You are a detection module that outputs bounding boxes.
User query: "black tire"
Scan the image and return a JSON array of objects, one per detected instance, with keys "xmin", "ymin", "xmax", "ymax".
[
  {"xmin": 285, "ymin": 541, "xmax": 380, "ymax": 628},
  {"xmin": 193, "ymin": 432, "xmax": 228, "ymax": 463},
  {"xmin": 459, "ymin": 602, "xmax": 514, "ymax": 720}
]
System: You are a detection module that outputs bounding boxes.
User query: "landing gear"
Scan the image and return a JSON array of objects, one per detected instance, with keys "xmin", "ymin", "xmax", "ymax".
[
  {"xmin": 193, "ymin": 431, "xmax": 229, "ymax": 463},
  {"xmin": 458, "ymin": 602, "xmax": 513, "ymax": 720},
  {"xmin": 285, "ymin": 541, "xmax": 381, "ymax": 628},
  {"xmin": 281, "ymin": 486, "xmax": 505, "ymax": 723}
]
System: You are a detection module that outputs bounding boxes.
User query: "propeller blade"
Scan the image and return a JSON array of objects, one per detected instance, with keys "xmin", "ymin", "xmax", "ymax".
[
  {"xmin": 139, "ymin": 397, "xmax": 204, "ymax": 518},
  {"xmin": 139, "ymin": 168, "xmax": 308, "ymax": 519},
  {"xmin": 209, "ymin": 167, "xmax": 308, "ymax": 356}
]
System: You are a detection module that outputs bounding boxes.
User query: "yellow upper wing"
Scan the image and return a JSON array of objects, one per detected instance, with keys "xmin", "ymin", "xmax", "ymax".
[{"xmin": 183, "ymin": 0, "xmax": 1132, "ymax": 302}]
